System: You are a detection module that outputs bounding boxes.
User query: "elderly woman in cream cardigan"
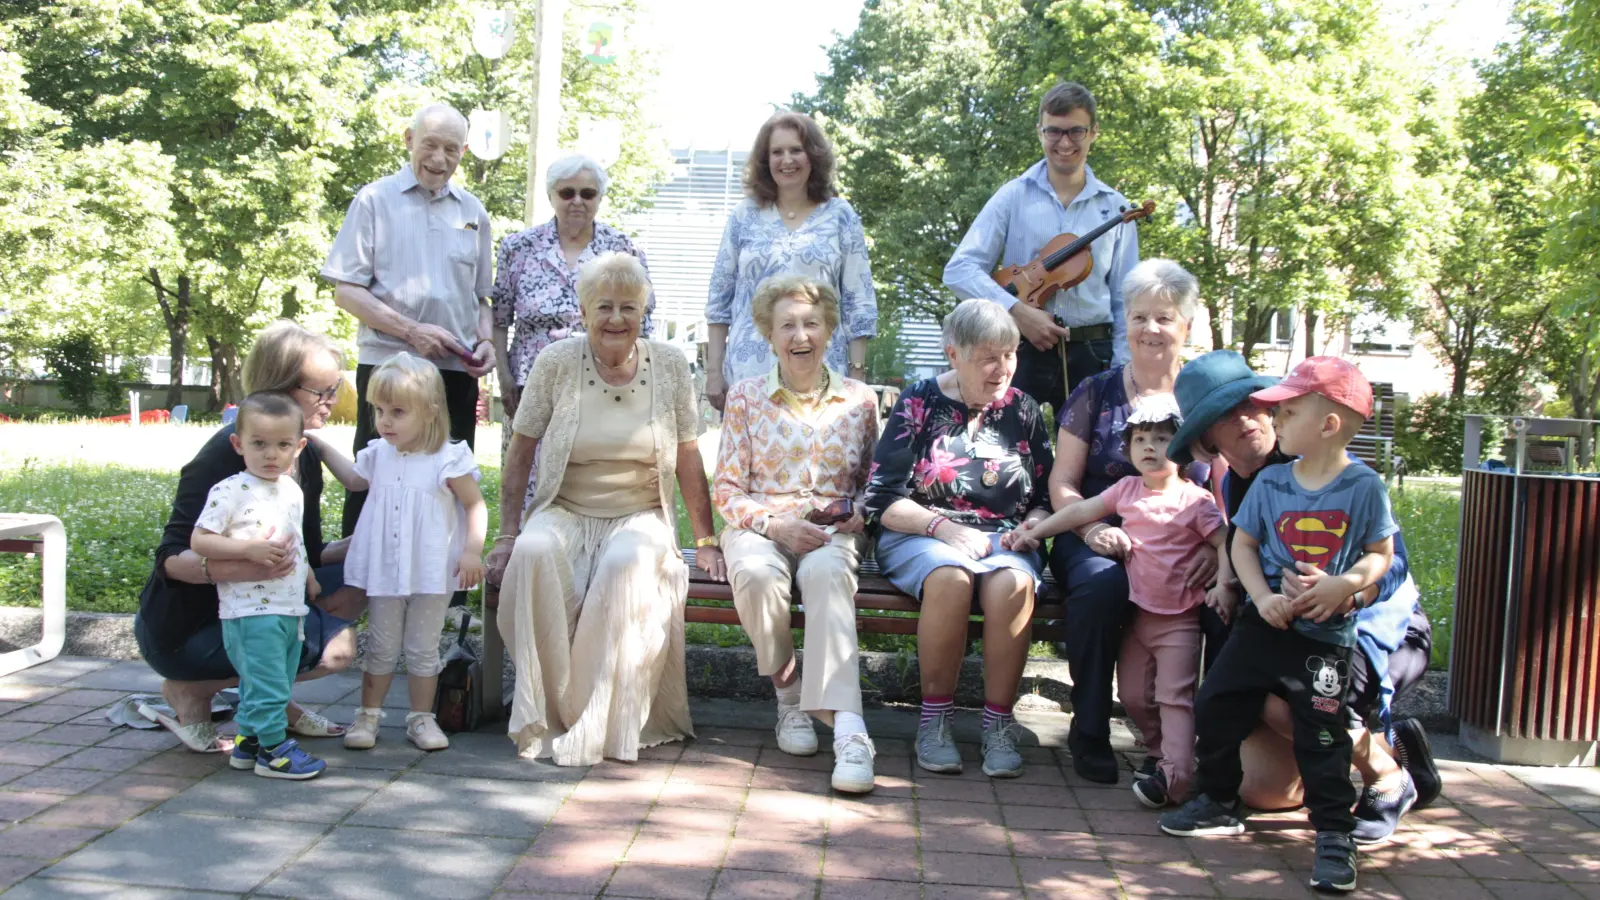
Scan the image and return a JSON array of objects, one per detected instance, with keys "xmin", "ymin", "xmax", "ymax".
[{"xmin": 484, "ymin": 252, "xmax": 726, "ymax": 766}]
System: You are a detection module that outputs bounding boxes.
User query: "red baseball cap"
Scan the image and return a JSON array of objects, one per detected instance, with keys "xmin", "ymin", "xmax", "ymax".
[{"xmin": 1249, "ymin": 356, "xmax": 1373, "ymax": 420}]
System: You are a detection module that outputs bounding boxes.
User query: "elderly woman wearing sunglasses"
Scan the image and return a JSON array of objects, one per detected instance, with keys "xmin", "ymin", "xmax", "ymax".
[{"xmin": 491, "ymin": 154, "xmax": 655, "ymax": 454}]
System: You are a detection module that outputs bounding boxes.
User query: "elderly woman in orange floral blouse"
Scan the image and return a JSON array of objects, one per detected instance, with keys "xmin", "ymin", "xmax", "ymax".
[{"xmin": 713, "ymin": 275, "xmax": 881, "ymax": 794}]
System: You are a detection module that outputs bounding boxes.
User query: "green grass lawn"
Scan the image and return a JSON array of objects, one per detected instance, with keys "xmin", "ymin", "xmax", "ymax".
[{"xmin": 1, "ymin": 454, "xmax": 1464, "ymax": 666}]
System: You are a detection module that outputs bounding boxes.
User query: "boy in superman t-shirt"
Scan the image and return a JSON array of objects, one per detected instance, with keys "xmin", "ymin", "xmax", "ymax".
[{"xmin": 1158, "ymin": 357, "xmax": 1397, "ymax": 895}]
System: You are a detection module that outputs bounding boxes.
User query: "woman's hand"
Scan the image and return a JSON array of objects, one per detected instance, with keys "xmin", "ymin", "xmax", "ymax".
[
  {"xmin": 1085, "ymin": 525, "xmax": 1132, "ymax": 561},
  {"xmin": 694, "ymin": 546, "xmax": 727, "ymax": 582},
  {"xmin": 500, "ymin": 384, "xmax": 521, "ymax": 421},
  {"xmin": 457, "ymin": 551, "xmax": 485, "ymax": 590},
  {"xmin": 936, "ymin": 521, "xmax": 992, "ymax": 560},
  {"xmin": 484, "ymin": 540, "xmax": 514, "ymax": 589},
  {"xmin": 768, "ymin": 517, "xmax": 829, "ymax": 555},
  {"xmin": 1184, "ymin": 544, "xmax": 1220, "ymax": 589},
  {"xmin": 1000, "ymin": 521, "xmax": 1042, "ymax": 553},
  {"xmin": 834, "ymin": 512, "xmax": 866, "ymax": 535},
  {"xmin": 704, "ymin": 371, "xmax": 728, "ymax": 413}
]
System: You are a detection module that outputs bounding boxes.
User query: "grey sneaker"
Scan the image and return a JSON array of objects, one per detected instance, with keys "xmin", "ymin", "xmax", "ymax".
[
  {"xmin": 916, "ymin": 712, "xmax": 963, "ymax": 774},
  {"xmin": 980, "ymin": 720, "xmax": 1024, "ymax": 778}
]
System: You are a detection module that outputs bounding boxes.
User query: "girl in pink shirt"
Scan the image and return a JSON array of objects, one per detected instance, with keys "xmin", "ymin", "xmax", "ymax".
[{"xmin": 1016, "ymin": 396, "xmax": 1230, "ymax": 807}]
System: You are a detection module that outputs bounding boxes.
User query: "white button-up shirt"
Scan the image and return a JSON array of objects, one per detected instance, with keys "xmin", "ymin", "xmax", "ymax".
[{"xmin": 943, "ymin": 161, "xmax": 1140, "ymax": 365}]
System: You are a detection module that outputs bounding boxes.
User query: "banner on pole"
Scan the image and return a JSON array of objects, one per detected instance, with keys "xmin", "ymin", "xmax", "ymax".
[
  {"xmin": 580, "ymin": 18, "xmax": 621, "ymax": 65},
  {"xmin": 468, "ymin": 109, "xmax": 509, "ymax": 160},
  {"xmin": 472, "ymin": 7, "xmax": 515, "ymax": 59}
]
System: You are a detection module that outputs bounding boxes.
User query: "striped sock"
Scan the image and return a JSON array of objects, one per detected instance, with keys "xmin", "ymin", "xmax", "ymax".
[
  {"xmin": 982, "ymin": 702, "xmax": 1014, "ymax": 732},
  {"xmin": 920, "ymin": 696, "xmax": 954, "ymax": 726}
]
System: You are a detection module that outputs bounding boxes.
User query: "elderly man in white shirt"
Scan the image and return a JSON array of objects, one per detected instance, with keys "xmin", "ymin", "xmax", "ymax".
[
  {"xmin": 322, "ymin": 103, "xmax": 496, "ymax": 537},
  {"xmin": 943, "ymin": 81, "xmax": 1140, "ymax": 417}
]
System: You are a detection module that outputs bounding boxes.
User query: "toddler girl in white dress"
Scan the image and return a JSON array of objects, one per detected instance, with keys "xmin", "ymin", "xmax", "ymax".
[{"xmin": 318, "ymin": 353, "xmax": 487, "ymax": 751}]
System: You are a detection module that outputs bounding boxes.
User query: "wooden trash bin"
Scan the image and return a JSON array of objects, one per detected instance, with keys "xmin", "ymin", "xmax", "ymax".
[{"xmin": 1449, "ymin": 415, "xmax": 1600, "ymax": 765}]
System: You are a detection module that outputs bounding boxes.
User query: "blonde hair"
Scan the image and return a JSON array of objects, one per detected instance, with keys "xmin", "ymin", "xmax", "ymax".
[
  {"xmin": 751, "ymin": 275, "xmax": 840, "ymax": 341},
  {"xmin": 242, "ymin": 320, "xmax": 343, "ymax": 394},
  {"xmin": 367, "ymin": 353, "xmax": 450, "ymax": 454},
  {"xmin": 576, "ymin": 252, "xmax": 651, "ymax": 322}
]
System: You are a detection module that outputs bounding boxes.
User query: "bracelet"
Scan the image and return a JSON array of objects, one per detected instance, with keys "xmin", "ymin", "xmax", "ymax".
[
  {"xmin": 925, "ymin": 515, "xmax": 948, "ymax": 537},
  {"xmin": 1081, "ymin": 522, "xmax": 1109, "ymax": 542},
  {"xmin": 199, "ymin": 556, "xmax": 214, "ymax": 585},
  {"xmin": 695, "ymin": 535, "xmax": 719, "ymax": 549},
  {"xmin": 493, "ymin": 534, "xmax": 517, "ymax": 545}
]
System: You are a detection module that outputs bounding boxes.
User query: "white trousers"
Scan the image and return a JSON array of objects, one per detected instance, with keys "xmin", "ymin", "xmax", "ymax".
[{"xmin": 363, "ymin": 593, "xmax": 452, "ymax": 677}]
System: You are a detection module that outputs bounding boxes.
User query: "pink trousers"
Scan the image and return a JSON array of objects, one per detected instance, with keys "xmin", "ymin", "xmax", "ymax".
[{"xmin": 1118, "ymin": 607, "xmax": 1202, "ymax": 801}]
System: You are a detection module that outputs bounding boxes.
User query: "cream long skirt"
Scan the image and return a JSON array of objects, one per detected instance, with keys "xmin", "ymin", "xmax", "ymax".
[{"xmin": 498, "ymin": 504, "xmax": 694, "ymax": 765}]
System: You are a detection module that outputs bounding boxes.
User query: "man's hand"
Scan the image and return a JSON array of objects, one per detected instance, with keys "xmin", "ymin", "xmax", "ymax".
[
  {"xmin": 465, "ymin": 341, "xmax": 495, "ymax": 378},
  {"xmin": 768, "ymin": 517, "xmax": 829, "ymax": 555},
  {"xmin": 1184, "ymin": 544, "xmax": 1219, "ymax": 589},
  {"xmin": 834, "ymin": 513, "xmax": 866, "ymax": 535},
  {"xmin": 1009, "ymin": 303, "xmax": 1071, "ymax": 352},
  {"xmin": 407, "ymin": 323, "xmax": 463, "ymax": 361},
  {"xmin": 1256, "ymin": 593, "xmax": 1294, "ymax": 629},
  {"xmin": 1205, "ymin": 582, "xmax": 1238, "ymax": 625},
  {"xmin": 705, "ymin": 371, "xmax": 728, "ymax": 413}
]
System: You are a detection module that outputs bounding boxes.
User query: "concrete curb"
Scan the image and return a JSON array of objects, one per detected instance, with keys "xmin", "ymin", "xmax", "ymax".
[{"xmin": 0, "ymin": 606, "xmax": 1455, "ymax": 730}]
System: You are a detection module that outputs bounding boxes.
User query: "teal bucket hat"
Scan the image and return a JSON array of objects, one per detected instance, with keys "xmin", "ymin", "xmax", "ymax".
[{"xmin": 1166, "ymin": 350, "xmax": 1281, "ymax": 465}]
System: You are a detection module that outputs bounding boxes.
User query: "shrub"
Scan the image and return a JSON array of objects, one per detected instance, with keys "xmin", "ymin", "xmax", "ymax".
[
  {"xmin": 41, "ymin": 330, "xmax": 106, "ymax": 414},
  {"xmin": 1397, "ymin": 394, "xmax": 1506, "ymax": 475}
]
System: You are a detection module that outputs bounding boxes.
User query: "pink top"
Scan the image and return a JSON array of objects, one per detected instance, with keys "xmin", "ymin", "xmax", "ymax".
[{"xmin": 1098, "ymin": 474, "xmax": 1227, "ymax": 614}]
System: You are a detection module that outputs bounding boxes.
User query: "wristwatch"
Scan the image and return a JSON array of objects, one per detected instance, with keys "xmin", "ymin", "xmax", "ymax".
[{"xmin": 695, "ymin": 535, "xmax": 719, "ymax": 549}]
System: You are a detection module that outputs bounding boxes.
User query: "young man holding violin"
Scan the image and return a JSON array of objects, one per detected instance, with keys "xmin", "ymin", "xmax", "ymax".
[{"xmin": 943, "ymin": 81, "xmax": 1140, "ymax": 415}]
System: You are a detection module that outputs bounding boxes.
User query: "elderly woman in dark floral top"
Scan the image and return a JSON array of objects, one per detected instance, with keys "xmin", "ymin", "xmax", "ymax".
[
  {"xmin": 864, "ymin": 298, "xmax": 1055, "ymax": 781},
  {"xmin": 491, "ymin": 153, "xmax": 653, "ymax": 427}
]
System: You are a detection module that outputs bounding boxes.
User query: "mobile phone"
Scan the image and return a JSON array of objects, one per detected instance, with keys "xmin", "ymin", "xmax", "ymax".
[
  {"xmin": 452, "ymin": 341, "xmax": 478, "ymax": 364},
  {"xmin": 805, "ymin": 499, "xmax": 854, "ymax": 526}
]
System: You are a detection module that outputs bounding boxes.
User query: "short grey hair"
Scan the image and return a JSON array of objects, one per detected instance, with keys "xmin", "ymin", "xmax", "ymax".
[
  {"xmin": 410, "ymin": 103, "xmax": 467, "ymax": 138},
  {"xmin": 545, "ymin": 153, "xmax": 611, "ymax": 197},
  {"xmin": 943, "ymin": 298, "xmax": 1020, "ymax": 356},
  {"xmin": 1121, "ymin": 259, "xmax": 1199, "ymax": 323}
]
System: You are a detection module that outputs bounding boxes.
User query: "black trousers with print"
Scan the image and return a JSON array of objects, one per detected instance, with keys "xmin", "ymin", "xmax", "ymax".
[{"xmin": 1193, "ymin": 604, "xmax": 1358, "ymax": 834}]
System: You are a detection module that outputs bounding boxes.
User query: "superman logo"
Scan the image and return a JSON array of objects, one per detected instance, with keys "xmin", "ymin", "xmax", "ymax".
[{"xmin": 1274, "ymin": 510, "xmax": 1349, "ymax": 563}]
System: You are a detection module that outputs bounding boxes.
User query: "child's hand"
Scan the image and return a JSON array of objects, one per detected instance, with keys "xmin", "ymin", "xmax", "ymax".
[
  {"xmin": 243, "ymin": 539, "xmax": 290, "ymax": 568},
  {"xmin": 1205, "ymin": 582, "xmax": 1238, "ymax": 624},
  {"xmin": 1001, "ymin": 520, "xmax": 1040, "ymax": 552},
  {"xmin": 457, "ymin": 551, "xmax": 485, "ymax": 590},
  {"xmin": 1256, "ymin": 593, "xmax": 1293, "ymax": 629},
  {"xmin": 307, "ymin": 571, "xmax": 321, "ymax": 603},
  {"xmin": 1290, "ymin": 575, "xmax": 1359, "ymax": 624}
]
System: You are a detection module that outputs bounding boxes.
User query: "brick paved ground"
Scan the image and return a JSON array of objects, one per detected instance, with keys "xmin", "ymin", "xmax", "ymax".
[{"xmin": 0, "ymin": 656, "xmax": 1595, "ymax": 898}]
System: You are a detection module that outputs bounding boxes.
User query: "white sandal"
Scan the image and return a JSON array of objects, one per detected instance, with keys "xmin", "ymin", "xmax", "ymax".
[
  {"xmin": 137, "ymin": 702, "xmax": 226, "ymax": 753},
  {"xmin": 287, "ymin": 709, "xmax": 347, "ymax": 738}
]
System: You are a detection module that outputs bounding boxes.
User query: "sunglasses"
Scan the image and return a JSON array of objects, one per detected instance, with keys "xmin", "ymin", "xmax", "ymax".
[{"xmin": 556, "ymin": 188, "xmax": 599, "ymax": 201}]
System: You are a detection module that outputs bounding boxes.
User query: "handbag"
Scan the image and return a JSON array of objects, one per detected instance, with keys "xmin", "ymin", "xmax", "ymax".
[{"xmin": 433, "ymin": 611, "xmax": 483, "ymax": 733}]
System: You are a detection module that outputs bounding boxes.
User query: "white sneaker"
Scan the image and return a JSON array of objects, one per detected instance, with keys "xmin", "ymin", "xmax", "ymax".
[
  {"xmin": 407, "ymin": 713, "xmax": 449, "ymax": 751},
  {"xmin": 343, "ymin": 708, "xmax": 382, "ymax": 750},
  {"xmin": 775, "ymin": 704, "xmax": 817, "ymax": 756},
  {"xmin": 832, "ymin": 733, "xmax": 876, "ymax": 794}
]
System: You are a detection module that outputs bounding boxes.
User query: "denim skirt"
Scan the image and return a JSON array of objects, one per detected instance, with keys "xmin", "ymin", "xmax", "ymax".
[{"xmin": 873, "ymin": 529, "xmax": 1043, "ymax": 605}]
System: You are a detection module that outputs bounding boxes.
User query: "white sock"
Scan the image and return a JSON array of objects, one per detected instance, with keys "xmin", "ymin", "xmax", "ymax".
[
  {"xmin": 833, "ymin": 711, "xmax": 867, "ymax": 738},
  {"xmin": 775, "ymin": 683, "xmax": 801, "ymax": 708}
]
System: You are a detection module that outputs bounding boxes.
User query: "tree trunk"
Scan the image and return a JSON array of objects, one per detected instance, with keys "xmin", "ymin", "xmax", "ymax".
[
  {"xmin": 1304, "ymin": 307, "xmax": 1318, "ymax": 359},
  {"xmin": 1206, "ymin": 298, "xmax": 1225, "ymax": 350},
  {"xmin": 1570, "ymin": 342, "xmax": 1596, "ymax": 469},
  {"xmin": 1451, "ymin": 361, "xmax": 1469, "ymax": 399},
  {"xmin": 205, "ymin": 336, "xmax": 243, "ymax": 411},
  {"xmin": 149, "ymin": 269, "xmax": 192, "ymax": 409},
  {"xmin": 280, "ymin": 285, "xmax": 300, "ymax": 320}
]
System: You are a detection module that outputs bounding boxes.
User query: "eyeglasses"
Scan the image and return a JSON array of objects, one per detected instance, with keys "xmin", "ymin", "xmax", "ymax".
[
  {"xmin": 1039, "ymin": 125, "xmax": 1092, "ymax": 145},
  {"xmin": 556, "ymin": 188, "xmax": 599, "ymax": 201},
  {"xmin": 295, "ymin": 384, "xmax": 340, "ymax": 405}
]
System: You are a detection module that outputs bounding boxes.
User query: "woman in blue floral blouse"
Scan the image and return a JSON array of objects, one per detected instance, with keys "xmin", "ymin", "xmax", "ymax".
[{"xmin": 864, "ymin": 299, "xmax": 1054, "ymax": 781}]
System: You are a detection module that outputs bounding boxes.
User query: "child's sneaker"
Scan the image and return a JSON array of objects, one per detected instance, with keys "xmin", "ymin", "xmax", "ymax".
[
  {"xmin": 1309, "ymin": 831, "xmax": 1358, "ymax": 892},
  {"xmin": 1132, "ymin": 768, "xmax": 1169, "ymax": 809},
  {"xmin": 1159, "ymin": 793, "xmax": 1245, "ymax": 836},
  {"xmin": 254, "ymin": 738, "xmax": 326, "ymax": 781},
  {"xmin": 229, "ymin": 736, "xmax": 259, "ymax": 771},
  {"xmin": 343, "ymin": 708, "xmax": 382, "ymax": 750},
  {"xmin": 1136, "ymin": 754, "xmax": 1160, "ymax": 779},
  {"xmin": 407, "ymin": 712, "xmax": 449, "ymax": 751}
]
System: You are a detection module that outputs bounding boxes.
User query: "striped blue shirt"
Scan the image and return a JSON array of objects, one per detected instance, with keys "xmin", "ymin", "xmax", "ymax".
[{"xmin": 943, "ymin": 161, "xmax": 1140, "ymax": 366}]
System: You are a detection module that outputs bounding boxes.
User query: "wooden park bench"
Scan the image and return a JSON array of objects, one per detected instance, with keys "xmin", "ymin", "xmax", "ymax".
[{"xmin": 1348, "ymin": 381, "xmax": 1404, "ymax": 486}]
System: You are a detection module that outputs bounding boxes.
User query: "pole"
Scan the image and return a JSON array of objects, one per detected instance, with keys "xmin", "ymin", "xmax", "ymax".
[{"xmin": 523, "ymin": 0, "xmax": 566, "ymax": 226}]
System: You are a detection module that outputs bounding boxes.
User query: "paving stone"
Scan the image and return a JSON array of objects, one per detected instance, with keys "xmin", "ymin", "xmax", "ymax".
[
  {"xmin": 916, "ymin": 798, "xmax": 1002, "ymax": 826},
  {"xmin": 571, "ymin": 774, "xmax": 668, "ymax": 805},
  {"xmin": 604, "ymin": 860, "xmax": 718, "ymax": 899},
  {"xmin": 412, "ymin": 731, "xmax": 587, "ymax": 782},
  {"xmin": 1015, "ymin": 857, "xmax": 1122, "ymax": 898},
  {"xmin": 40, "ymin": 690, "xmax": 126, "ymax": 709},
  {"xmin": 127, "ymin": 749, "xmax": 230, "ymax": 778},
  {"xmin": 1111, "ymin": 860, "xmax": 1218, "ymax": 897},
  {"xmin": 51, "ymin": 746, "xmax": 158, "ymax": 773},
  {"xmin": 0, "ymin": 722, "xmax": 50, "ymax": 742},
  {"xmin": 1, "ymin": 704, "xmax": 96, "ymax": 725},
  {"xmin": 999, "ymin": 803, "xmax": 1089, "ymax": 832},
  {"xmin": 920, "ymin": 850, "xmax": 1022, "ymax": 887},
  {"xmin": 23, "ymin": 724, "xmax": 115, "ymax": 746},
  {"xmin": 549, "ymin": 799, "xmax": 653, "ymax": 830},
  {"xmin": 528, "ymin": 825, "xmax": 636, "ymax": 862},
  {"xmin": 922, "ymin": 887, "xmax": 1023, "ymax": 900},
  {"xmin": 723, "ymin": 837, "xmax": 821, "ymax": 875},
  {"xmin": 317, "ymin": 735, "xmax": 427, "ymax": 771},
  {"xmin": 822, "ymin": 845, "xmax": 919, "ymax": 882},
  {"xmin": 259, "ymin": 824, "xmax": 528, "ymax": 899},
  {"xmin": 347, "ymin": 771, "xmax": 570, "ymax": 837},
  {"xmin": 817, "ymin": 878, "xmax": 921, "ymax": 900},
  {"xmin": 919, "ymin": 822, "xmax": 1010, "ymax": 855},
  {"xmin": 625, "ymin": 831, "xmax": 732, "ymax": 867},
  {"xmin": 709, "ymin": 868, "xmax": 818, "ymax": 900},
  {"xmin": 0, "ymin": 763, "xmax": 34, "ymax": 785},
  {"xmin": 0, "ymin": 855, "xmax": 46, "ymax": 890},
  {"xmin": 6, "ymin": 766, "xmax": 109, "ymax": 797},
  {"xmin": 500, "ymin": 852, "xmax": 617, "ymax": 894},
  {"xmin": 0, "ymin": 742, "xmax": 77, "ymax": 767},
  {"xmin": 31, "ymin": 794, "xmax": 155, "ymax": 828},
  {"xmin": 0, "ymin": 685, "xmax": 61, "ymax": 704},
  {"xmin": 0, "ymin": 823, "xmax": 105, "ymax": 858},
  {"xmin": 159, "ymin": 766, "xmax": 392, "ymax": 823},
  {"xmin": 0, "ymin": 791, "xmax": 62, "ymax": 823},
  {"xmin": 60, "ymin": 662, "xmax": 163, "ymax": 693},
  {"xmin": 41, "ymin": 810, "xmax": 322, "ymax": 892},
  {"xmin": 95, "ymin": 729, "xmax": 182, "ymax": 752},
  {"xmin": 0, "ymin": 878, "xmax": 239, "ymax": 899},
  {"xmin": 0, "ymin": 658, "xmax": 114, "ymax": 685},
  {"xmin": 81, "ymin": 773, "xmax": 194, "ymax": 803},
  {"xmin": 1007, "ymin": 828, "xmax": 1101, "ymax": 860}
]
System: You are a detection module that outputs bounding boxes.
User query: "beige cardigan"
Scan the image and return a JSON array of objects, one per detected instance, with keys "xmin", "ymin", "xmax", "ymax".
[{"xmin": 511, "ymin": 337, "xmax": 699, "ymax": 545}]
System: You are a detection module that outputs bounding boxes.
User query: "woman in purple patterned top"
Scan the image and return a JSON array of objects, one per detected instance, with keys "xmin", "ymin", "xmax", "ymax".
[
  {"xmin": 1045, "ymin": 259, "xmax": 1215, "ymax": 785},
  {"xmin": 491, "ymin": 154, "xmax": 653, "ymax": 422}
]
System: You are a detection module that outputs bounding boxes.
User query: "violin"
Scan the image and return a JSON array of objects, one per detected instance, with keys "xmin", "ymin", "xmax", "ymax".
[{"xmin": 993, "ymin": 201, "xmax": 1156, "ymax": 309}]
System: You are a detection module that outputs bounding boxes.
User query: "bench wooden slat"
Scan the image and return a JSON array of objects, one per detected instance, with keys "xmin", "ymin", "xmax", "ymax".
[{"xmin": 0, "ymin": 540, "xmax": 44, "ymax": 555}]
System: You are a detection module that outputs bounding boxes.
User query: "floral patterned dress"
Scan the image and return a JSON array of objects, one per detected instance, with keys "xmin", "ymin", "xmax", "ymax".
[
  {"xmin": 492, "ymin": 220, "xmax": 654, "ymax": 387},
  {"xmin": 864, "ymin": 379, "xmax": 1055, "ymax": 534}
]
